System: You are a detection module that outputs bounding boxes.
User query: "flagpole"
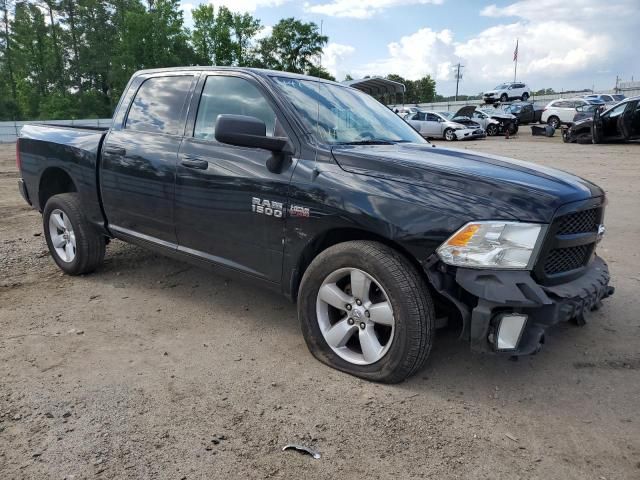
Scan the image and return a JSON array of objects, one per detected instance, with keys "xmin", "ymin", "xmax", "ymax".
[{"xmin": 513, "ymin": 39, "xmax": 518, "ymax": 82}]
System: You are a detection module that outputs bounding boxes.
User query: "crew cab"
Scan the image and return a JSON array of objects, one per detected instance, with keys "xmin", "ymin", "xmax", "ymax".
[{"xmin": 17, "ymin": 67, "xmax": 614, "ymax": 383}]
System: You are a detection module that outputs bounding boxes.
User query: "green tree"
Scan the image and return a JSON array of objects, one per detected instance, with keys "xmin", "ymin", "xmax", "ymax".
[
  {"xmin": 191, "ymin": 3, "xmax": 215, "ymax": 64},
  {"xmin": 231, "ymin": 11, "xmax": 261, "ymax": 66},
  {"xmin": 255, "ymin": 18, "xmax": 327, "ymax": 75}
]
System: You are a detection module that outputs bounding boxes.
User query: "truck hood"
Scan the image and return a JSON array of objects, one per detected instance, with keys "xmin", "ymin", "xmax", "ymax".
[{"xmin": 331, "ymin": 143, "xmax": 603, "ymax": 223}]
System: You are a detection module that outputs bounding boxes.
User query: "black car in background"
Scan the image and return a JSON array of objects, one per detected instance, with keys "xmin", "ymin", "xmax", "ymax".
[
  {"xmin": 563, "ymin": 96, "xmax": 640, "ymax": 143},
  {"xmin": 572, "ymin": 104, "xmax": 606, "ymax": 123},
  {"xmin": 499, "ymin": 102, "xmax": 543, "ymax": 125}
]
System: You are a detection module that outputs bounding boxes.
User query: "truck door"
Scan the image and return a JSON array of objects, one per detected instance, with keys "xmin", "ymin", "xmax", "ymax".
[
  {"xmin": 101, "ymin": 73, "xmax": 196, "ymax": 245},
  {"xmin": 174, "ymin": 73, "xmax": 298, "ymax": 283}
]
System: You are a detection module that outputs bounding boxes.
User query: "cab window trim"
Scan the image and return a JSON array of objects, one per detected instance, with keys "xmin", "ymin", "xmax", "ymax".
[{"xmin": 185, "ymin": 71, "xmax": 299, "ymax": 153}]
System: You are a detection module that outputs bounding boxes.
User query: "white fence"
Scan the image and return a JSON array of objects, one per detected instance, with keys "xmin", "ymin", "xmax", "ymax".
[
  {"xmin": 0, "ymin": 118, "xmax": 112, "ymax": 143},
  {"xmin": 391, "ymin": 88, "xmax": 640, "ymax": 113}
]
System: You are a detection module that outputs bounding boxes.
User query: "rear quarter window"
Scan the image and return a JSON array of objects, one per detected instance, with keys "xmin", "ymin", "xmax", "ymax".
[{"xmin": 125, "ymin": 75, "xmax": 193, "ymax": 135}]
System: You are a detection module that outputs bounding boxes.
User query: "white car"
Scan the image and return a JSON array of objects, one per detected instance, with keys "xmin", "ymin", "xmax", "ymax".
[
  {"xmin": 483, "ymin": 82, "xmax": 531, "ymax": 103},
  {"xmin": 407, "ymin": 111, "xmax": 485, "ymax": 141},
  {"xmin": 395, "ymin": 106, "xmax": 419, "ymax": 119},
  {"xmin": 447, "ymin": 106, "xmax": 502, "ymax": 136},
  {"xmin": 582, "ymin": 93, "xmax": 625, "ymax": 105},
  {"xmin": 541, "ymin": 98, "xmax": 606, "ymax": 128}
]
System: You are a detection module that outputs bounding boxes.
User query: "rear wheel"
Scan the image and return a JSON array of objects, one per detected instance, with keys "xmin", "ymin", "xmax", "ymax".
[
  {"xmin": 43, "ymin": 193, "xmax": 105, "ymax": 275},
  {"xmin": 298, "ymin": 241, "xmax": 434, "ymax": 383},
  {"xmin": 444, "ymin": 128, "xmax": 456, "ymax": 141},
  {"xmin": 547, "ymin": 116, "xmax": 560, "ymax": 129}
]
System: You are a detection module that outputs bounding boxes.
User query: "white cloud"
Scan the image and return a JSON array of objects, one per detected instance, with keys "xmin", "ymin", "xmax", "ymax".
[
  {"xmin": 350, "ymin": 0, "xmax": 638, "ymax": 94},
  {"xmin": 254, "ymin": 25, "xmax": 273, "ymax": 41},
  {"xmin": 305, "ymin": 0, "xmax": 443, "ymax": 19},
  {"xmin": 180, "ymin": 2, "xmax": 194, "ymax": 25},
  {"xmin": 354, "ymin": 28, "xmax": 455, "ymax": 81},
  {"xmin": 321, "ymin": 43, "xmax": 356, "ymax": 79},
  {"xmin": 207, "ymin": 0, "xmax": 291, "ymax": 13}
]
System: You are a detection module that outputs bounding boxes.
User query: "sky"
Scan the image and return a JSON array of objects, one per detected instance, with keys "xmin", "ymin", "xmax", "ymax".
[{"xmin": 179, "ymin": 0, "xmax": 639, "ymax": 96}]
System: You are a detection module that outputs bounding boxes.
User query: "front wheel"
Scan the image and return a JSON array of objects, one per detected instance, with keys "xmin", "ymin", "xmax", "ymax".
[
  {"xmin": 521, "ymin": 92, "xmax": 529, "ymax": 101},
  {"xmin": 500, "ymin": 93, "xmax": 508, "ymax": 102},
  {"xmin": 444, "ymin": 128, "xmax": 456, "ymax": 141},
  {"xmin": 486, "ymin": 124, "xmax": 498, "ymax": 136},
  {"xmin": 43, "ymin": 193, "xmax": 106, "ymax": 275},
  {"xmin": 547, "ymin": 116, "xmax": 560, "ymax": 129},
  {"xmin": 298, "ymin": 241, "xmax": 434, "ymax": 383}
]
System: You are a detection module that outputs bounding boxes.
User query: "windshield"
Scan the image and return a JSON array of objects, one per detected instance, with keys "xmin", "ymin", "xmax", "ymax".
[
  {"xmin": 271, "ymin": 77, "xmax": 425, "ymax": 145},
  {"xmin": 438, "ymin": 111, "xmax": 453, "ymax": 119},
  {"xmin": 494, "ymin": 83, "xmax": 509, "ymax": 90}
]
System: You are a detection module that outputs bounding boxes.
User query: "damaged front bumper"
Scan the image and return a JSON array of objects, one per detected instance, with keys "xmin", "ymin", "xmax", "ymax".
[
  {"xmin": 455, "ymin": 128, "xmax": 487, "ymax": 140},
  {"xmin": 427, "ymin": 255, "xmax": 614, "ymax": 356}
]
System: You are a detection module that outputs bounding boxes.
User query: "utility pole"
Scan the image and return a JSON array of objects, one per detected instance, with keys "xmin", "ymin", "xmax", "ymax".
[
  {"xmin": 615, "ymin": 75, "xmax": 620, "ymax": 93},
  {"xmin": 453, "ymin": 63, "xmax": 464, "ymax": 102}
]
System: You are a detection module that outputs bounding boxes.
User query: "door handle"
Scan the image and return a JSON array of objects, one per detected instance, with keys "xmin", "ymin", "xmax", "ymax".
[
  {"xmin": 180, "ymin": 157, "xmax": 209, "ymax": 170},
  {"xmin": 104, "ymin": 146, "xmax": 126, "ymax": 156}
]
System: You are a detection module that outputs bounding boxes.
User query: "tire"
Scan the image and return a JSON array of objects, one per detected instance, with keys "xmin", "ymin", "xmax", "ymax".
[
  {"xmin": 547, "ymin": 116, "xmax": 560, "ymax": 129},
  {"xmin": 43, "ymin": 193, "xmax": 106, "ymax": 275},
  {"xmin": 444, "ymin": 128, "xmax": 456, "ymax": 141},
  {"xmin": 521, "ymin": 92, "xmax": 529, "ymax": 101},
  {"xmin": 576, "ymin": 133, "xmax": 593, "ymax": 144},
  {"xmin": 500, "ymin": 93, "xmax": 508, "ymax": 102},
  {"xmin": 298, "ymin": 241, "xmax": 434, "ymax": 383},
  {"xmin": 486, "ymin": 124, "xmax": 498, "ymax": 136},
  {"xmin": 509, "ymin": 123, "xmax": 518, "ymax": 134}
]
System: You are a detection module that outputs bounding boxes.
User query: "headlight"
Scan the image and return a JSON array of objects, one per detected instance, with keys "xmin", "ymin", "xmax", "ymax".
[{"xmin": 437, "ymin": 221, "xmax": 545, "ymax": 269}]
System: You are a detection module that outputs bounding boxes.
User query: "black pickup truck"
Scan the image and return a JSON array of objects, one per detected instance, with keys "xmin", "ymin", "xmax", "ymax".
[{"xmin": 17, "ymin": 67, "xmax": 614, "ymax": 383}]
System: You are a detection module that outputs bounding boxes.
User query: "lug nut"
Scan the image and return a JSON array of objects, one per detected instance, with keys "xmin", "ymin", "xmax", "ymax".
[
  {"xmin": 359, "ymin": 322, "xmax": 366, "ymax": 330},
  {"xmin": 347, "ymin": 318, "xmax": 354, "ymax": 325},
  {"xmin": 345, "ymin": 304, "xmax": 352, "ymax": 311},
  {"xmin": 355, "ymin": 299, "xmax": 362, "ymax": 306},
  {"xmin": 365, "ymin": 310, "xmax": 370, "ymax": 317}
]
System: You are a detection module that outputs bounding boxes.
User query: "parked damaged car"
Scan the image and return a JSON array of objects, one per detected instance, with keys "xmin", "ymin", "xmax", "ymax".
[
  {"xmin": 563, "ymin": 96, "xmax": 640, "ymax": 144},
  {"xmin": 499, "ymin": 102, "xmax": 543, "ymax": 125},
  {"xmin": 477, "ymin": 107, "xmax": 519, "ymax": 135},
  {"xmin": 407, "ymin": 110, "xmax": 486, "ymax": 141},
  {"xmin": 448, "ymin": 106, "xmax": 502, "ymax": 136}
]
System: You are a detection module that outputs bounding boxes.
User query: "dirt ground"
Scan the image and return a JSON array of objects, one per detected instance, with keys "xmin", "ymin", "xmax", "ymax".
[{"xmin": 1, "ymin": 131, "xmax": 639, "ymax": 480}]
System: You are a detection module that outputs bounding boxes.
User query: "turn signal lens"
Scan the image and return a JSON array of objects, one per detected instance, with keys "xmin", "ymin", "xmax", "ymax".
[{"xmin": 447, "ymin": 224, "xmax": 480, "ymax": 247}]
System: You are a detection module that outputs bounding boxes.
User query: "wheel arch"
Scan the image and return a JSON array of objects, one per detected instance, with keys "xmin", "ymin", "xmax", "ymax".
[
  {"xmin": 288, "ymin": 227, "xmax": 427, "ymax": 302},
  {"xmin": 38, "ymin": 167, "xmax": 77, "ymax": 211}
]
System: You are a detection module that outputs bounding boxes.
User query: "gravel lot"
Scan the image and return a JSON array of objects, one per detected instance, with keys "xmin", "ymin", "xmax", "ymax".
[{"xmin": 1, "ymin": 132, "xmax": 639, "ymax": 479}]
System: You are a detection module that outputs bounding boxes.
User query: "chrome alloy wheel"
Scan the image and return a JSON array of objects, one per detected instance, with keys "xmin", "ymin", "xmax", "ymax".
[
  {"xmin": 316, "ymin": 268, "xmax": 395, "ymax": 365},
  {"xmin": 48, "ymin": 209, "xmax": 76, "ymax": 263}
]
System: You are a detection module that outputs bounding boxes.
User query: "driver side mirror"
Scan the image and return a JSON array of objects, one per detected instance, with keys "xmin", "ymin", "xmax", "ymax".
[
  {"xmin": 215, "ymin": 114, "xmax": 292, "ymax": 173},
  {"xmin": 215, "ymin": 114, "xmax": 291, "ymax": 153}
]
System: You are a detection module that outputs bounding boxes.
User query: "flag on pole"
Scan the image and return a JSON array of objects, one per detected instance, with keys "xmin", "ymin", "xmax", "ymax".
[{"xmin": 513, "ymin": 39, "xmax": 519, "ymax": 62}]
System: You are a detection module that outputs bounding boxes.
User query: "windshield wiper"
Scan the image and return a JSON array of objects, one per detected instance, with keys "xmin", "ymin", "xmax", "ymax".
[{"xmin": 335, "ymin": 139, "xmax": 397, "ymax": 145}]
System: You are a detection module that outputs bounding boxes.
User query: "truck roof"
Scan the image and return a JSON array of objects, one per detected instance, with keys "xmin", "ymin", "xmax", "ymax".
[{"xmin": 131, "ymin": 66, "xmax": 343, "ymax": 86}]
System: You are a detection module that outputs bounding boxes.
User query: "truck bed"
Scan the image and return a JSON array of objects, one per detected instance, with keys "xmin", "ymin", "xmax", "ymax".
[{"xmin": 18, "ymin": 123, "xmax": 109, "ymax": 230}]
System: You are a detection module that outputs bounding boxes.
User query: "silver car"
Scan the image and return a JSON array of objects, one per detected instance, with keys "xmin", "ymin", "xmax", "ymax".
[
  {"xmin": 451, "ymin": 106, "xmax": 502, "ymax": 136},
  {"xmin": 407, "ymin": 111, "xmax": 484, "ymax": 141}
]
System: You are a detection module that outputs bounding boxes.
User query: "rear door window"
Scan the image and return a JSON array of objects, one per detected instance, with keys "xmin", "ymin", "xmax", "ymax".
[{"xmin": 125, "ymin": 76, "xmax": 193, "ymax": 135}]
